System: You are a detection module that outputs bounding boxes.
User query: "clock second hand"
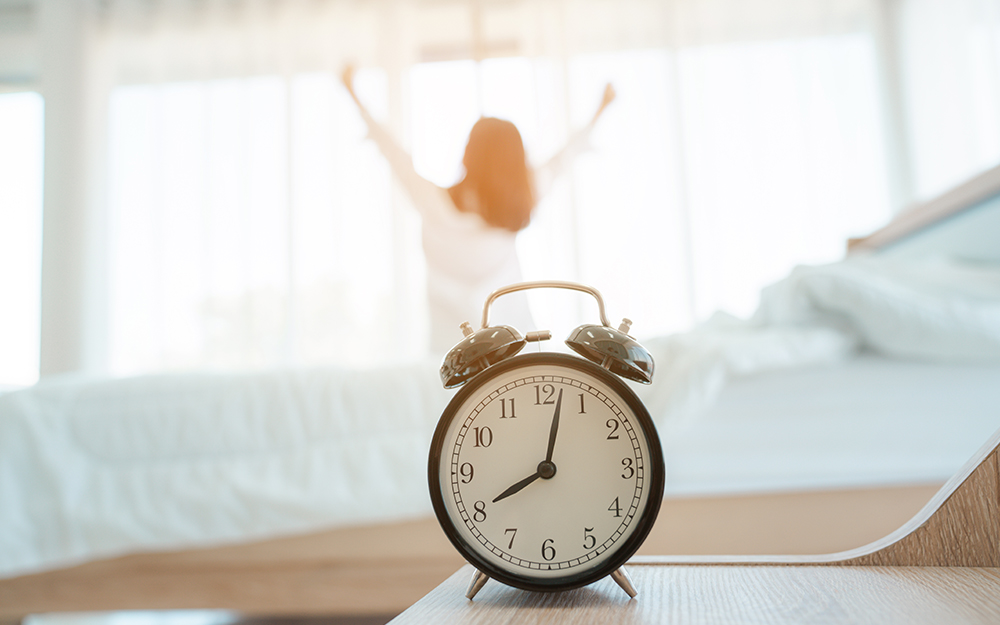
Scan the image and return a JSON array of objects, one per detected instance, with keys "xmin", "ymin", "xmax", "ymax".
[{"xmin": 492, "ymin": 389, "xmax": 564, "ymax": 504}]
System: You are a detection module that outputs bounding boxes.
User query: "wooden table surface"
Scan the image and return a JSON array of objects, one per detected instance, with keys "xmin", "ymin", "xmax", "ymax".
[
  {"xmin": 389, "ymin": 564, "xmax": 1000, "ymax": 625},
  {"xmin": 390, "ymin": 423, "xmax": 1000, "ymax": 624}
]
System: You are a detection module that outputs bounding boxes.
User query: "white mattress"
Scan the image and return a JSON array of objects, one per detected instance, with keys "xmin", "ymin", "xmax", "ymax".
[{"xmin": 663, "ymin": 355, "xmax": 1000, "ymax": 495}]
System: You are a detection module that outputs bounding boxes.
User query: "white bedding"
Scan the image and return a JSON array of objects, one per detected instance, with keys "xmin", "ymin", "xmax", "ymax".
[
  {"xmin": 637, "ymin": 256, "xmax": 1000, "ymax": 434},
  {"xmin": 1, "ymin": 256, "xmax": 998, "ymax": 578},
  {"xmin": 0, "ymin": 364, "xmax": 450, "ymax": 578}
]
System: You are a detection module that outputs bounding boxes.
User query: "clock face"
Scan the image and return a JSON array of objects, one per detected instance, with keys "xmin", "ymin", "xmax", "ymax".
[{"xmin": 428, "ymin": 352, "xmax": 664, "ymax": 592}]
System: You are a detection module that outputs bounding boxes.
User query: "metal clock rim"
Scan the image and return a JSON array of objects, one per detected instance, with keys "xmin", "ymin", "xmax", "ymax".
[{"xmin": 427, "ymin": 352, "xmax": 666, "ymax": 594}]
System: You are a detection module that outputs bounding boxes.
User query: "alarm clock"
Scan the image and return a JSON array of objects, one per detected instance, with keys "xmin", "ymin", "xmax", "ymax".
[{"xmin": 428, "ymin": 281, "xmax": 664, "ymax": 600}]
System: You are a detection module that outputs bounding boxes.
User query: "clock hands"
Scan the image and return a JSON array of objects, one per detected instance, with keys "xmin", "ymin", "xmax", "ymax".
[
  {"xmin": 492, "ymin": 389, "xmax": 563, "ymax": 504},
  {"xmin": 545, "ymin": 388, "xmax": 564, "ymax": 463},
  {"xmin": 492, "ymin": 471, "xmax": 541, "ymax": 503}
]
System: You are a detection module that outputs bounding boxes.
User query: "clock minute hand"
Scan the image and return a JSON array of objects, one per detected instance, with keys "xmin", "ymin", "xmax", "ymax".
[
  {"xmin": 545, "ymin": 388, "xmax": 564, "ymax": 463},
  {"xmin": 492, "ymin": 471, "xmax": 541, "ymax": 503}
]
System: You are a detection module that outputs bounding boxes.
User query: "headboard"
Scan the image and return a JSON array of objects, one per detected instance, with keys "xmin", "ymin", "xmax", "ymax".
[{"xmin": 848, "ymin": 163, "xmax": 1000, "ymax": 263}]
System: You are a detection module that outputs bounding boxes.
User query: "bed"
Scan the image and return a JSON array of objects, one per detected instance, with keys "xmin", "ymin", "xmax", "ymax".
[{"xmin": 2, "ymin": 166, "xmax": 999, "ymax": 621}]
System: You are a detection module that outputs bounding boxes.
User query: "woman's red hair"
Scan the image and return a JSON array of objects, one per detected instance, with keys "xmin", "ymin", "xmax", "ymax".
[{"xmin": 461, "ymin": 117, "xmax": 535, "ymax": 232}]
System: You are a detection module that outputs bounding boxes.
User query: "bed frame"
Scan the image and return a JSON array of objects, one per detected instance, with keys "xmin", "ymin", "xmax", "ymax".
[{"xmin": 0, "ymin": 483, "xmax": 940, "ymax": 620}]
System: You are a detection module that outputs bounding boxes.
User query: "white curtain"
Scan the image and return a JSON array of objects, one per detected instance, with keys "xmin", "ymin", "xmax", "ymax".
[
  {"xmin": 895, "ymin": 0, "xmax": 1000, "ymax": 199},
  {"xmin": 0, "ymin": 92, "xmax": 44, "ymax": 387},
  {"xmin": 5, "ymin": 0, "xmax": 999, "ymax": 380}
]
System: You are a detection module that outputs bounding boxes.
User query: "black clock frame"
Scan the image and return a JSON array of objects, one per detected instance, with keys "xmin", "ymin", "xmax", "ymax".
[{"xmin": 428, "ymin": 352, "xmax": 666, "ymax": 593}]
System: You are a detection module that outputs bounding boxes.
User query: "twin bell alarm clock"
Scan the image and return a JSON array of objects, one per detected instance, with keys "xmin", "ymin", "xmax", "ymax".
[{"xmin": 427, "ymin": 280, "xmax": 664, "ymax": 600}]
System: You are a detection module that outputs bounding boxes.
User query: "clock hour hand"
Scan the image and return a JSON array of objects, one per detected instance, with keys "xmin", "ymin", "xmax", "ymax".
[
  {"xmin": 492, "ymin": 471, "xmax": 541, "ymax": 503},
  {"xmin": 545, "ymin": 388, "xmax": 564, "ymax": 463}
]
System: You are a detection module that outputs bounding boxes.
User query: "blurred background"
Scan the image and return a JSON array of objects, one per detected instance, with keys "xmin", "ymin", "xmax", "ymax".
[{"xmin": 1, "ymin": 0, "xmax": 999, "ymax": 386}]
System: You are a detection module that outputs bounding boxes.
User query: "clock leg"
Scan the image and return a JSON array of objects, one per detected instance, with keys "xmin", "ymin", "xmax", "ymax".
[
  {"xmin": 465, "ymin": 568, "xmax": 490, "ymax": 600},
  {"xmin": 610, "ymin": 566, "xmax": 638, "ymax": 599}
]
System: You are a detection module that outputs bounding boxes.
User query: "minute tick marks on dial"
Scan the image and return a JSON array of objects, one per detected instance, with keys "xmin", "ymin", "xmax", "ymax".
[{"xmin": 436, "ymin": 359, "xmax": 662, "ymax": 582}]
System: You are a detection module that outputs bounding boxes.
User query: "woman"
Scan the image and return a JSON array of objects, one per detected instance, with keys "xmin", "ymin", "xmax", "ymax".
[{"xmin": 341, "ymin": 65, "xmax": 615, "ymax": 354}]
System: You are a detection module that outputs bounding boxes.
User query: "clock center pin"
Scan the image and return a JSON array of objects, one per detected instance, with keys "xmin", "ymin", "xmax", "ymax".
[{"xmin": 537, "ymin": 460, "xmax": 556, "ymax": 479}]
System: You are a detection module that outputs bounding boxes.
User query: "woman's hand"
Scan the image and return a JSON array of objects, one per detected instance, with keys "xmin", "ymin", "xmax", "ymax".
[
  {"xmin": 341, "ymin": 63, "xmax": 367, "ymax": 113},
  {"xmin": 592, "ymin": 82, "xmax": 616, "ymax": 123},
  {"xmin": 341, "ymin": 64, "xmax": 357, "ymax": 96}
]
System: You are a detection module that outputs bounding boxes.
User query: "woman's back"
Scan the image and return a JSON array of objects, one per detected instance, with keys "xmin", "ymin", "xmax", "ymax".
[{"xmin": 340, "ymin": 65, "xmax": 615, "ymax": 353}]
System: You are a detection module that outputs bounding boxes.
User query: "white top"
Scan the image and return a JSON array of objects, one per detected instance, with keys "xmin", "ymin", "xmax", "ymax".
[{"xmin": 360, "ymin": 108, "xmax": 596, "ymax": 354}]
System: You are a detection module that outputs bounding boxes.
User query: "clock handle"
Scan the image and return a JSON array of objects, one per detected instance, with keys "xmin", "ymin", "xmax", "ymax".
[
  {"xmin": 481, "ymin": 280, "xmax": 612, "ymax": 329},
  {"xmin": 440, "ymin": 279, "xmax": 653, "ymax": 388}
]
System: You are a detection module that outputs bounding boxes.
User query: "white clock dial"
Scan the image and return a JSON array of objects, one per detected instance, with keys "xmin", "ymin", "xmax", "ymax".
[{"xmin": 431, "ymin": 356, "xmax": 661, "ymax": 587}]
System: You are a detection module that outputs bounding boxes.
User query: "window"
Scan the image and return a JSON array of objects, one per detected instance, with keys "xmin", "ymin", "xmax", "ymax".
[
  {"xmin": 0, "ymin": 91, "xmax": 44, "ymax": 388},
  {"xmin": 107, "ymin": 71, "xmax": 418, "ymax": 375},
  {"xmin": 94, "ymin": 1, "xmax": 908, "ymax": 376}
]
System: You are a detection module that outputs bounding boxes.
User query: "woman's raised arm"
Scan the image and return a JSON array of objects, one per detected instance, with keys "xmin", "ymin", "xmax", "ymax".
[
  {"xmin": 340, "ymin": 65, "xmax": 446, "ymax": 219},
  {"xmin": 534, "ymin": 83, "xmax": 616, "ymax": 201}
]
